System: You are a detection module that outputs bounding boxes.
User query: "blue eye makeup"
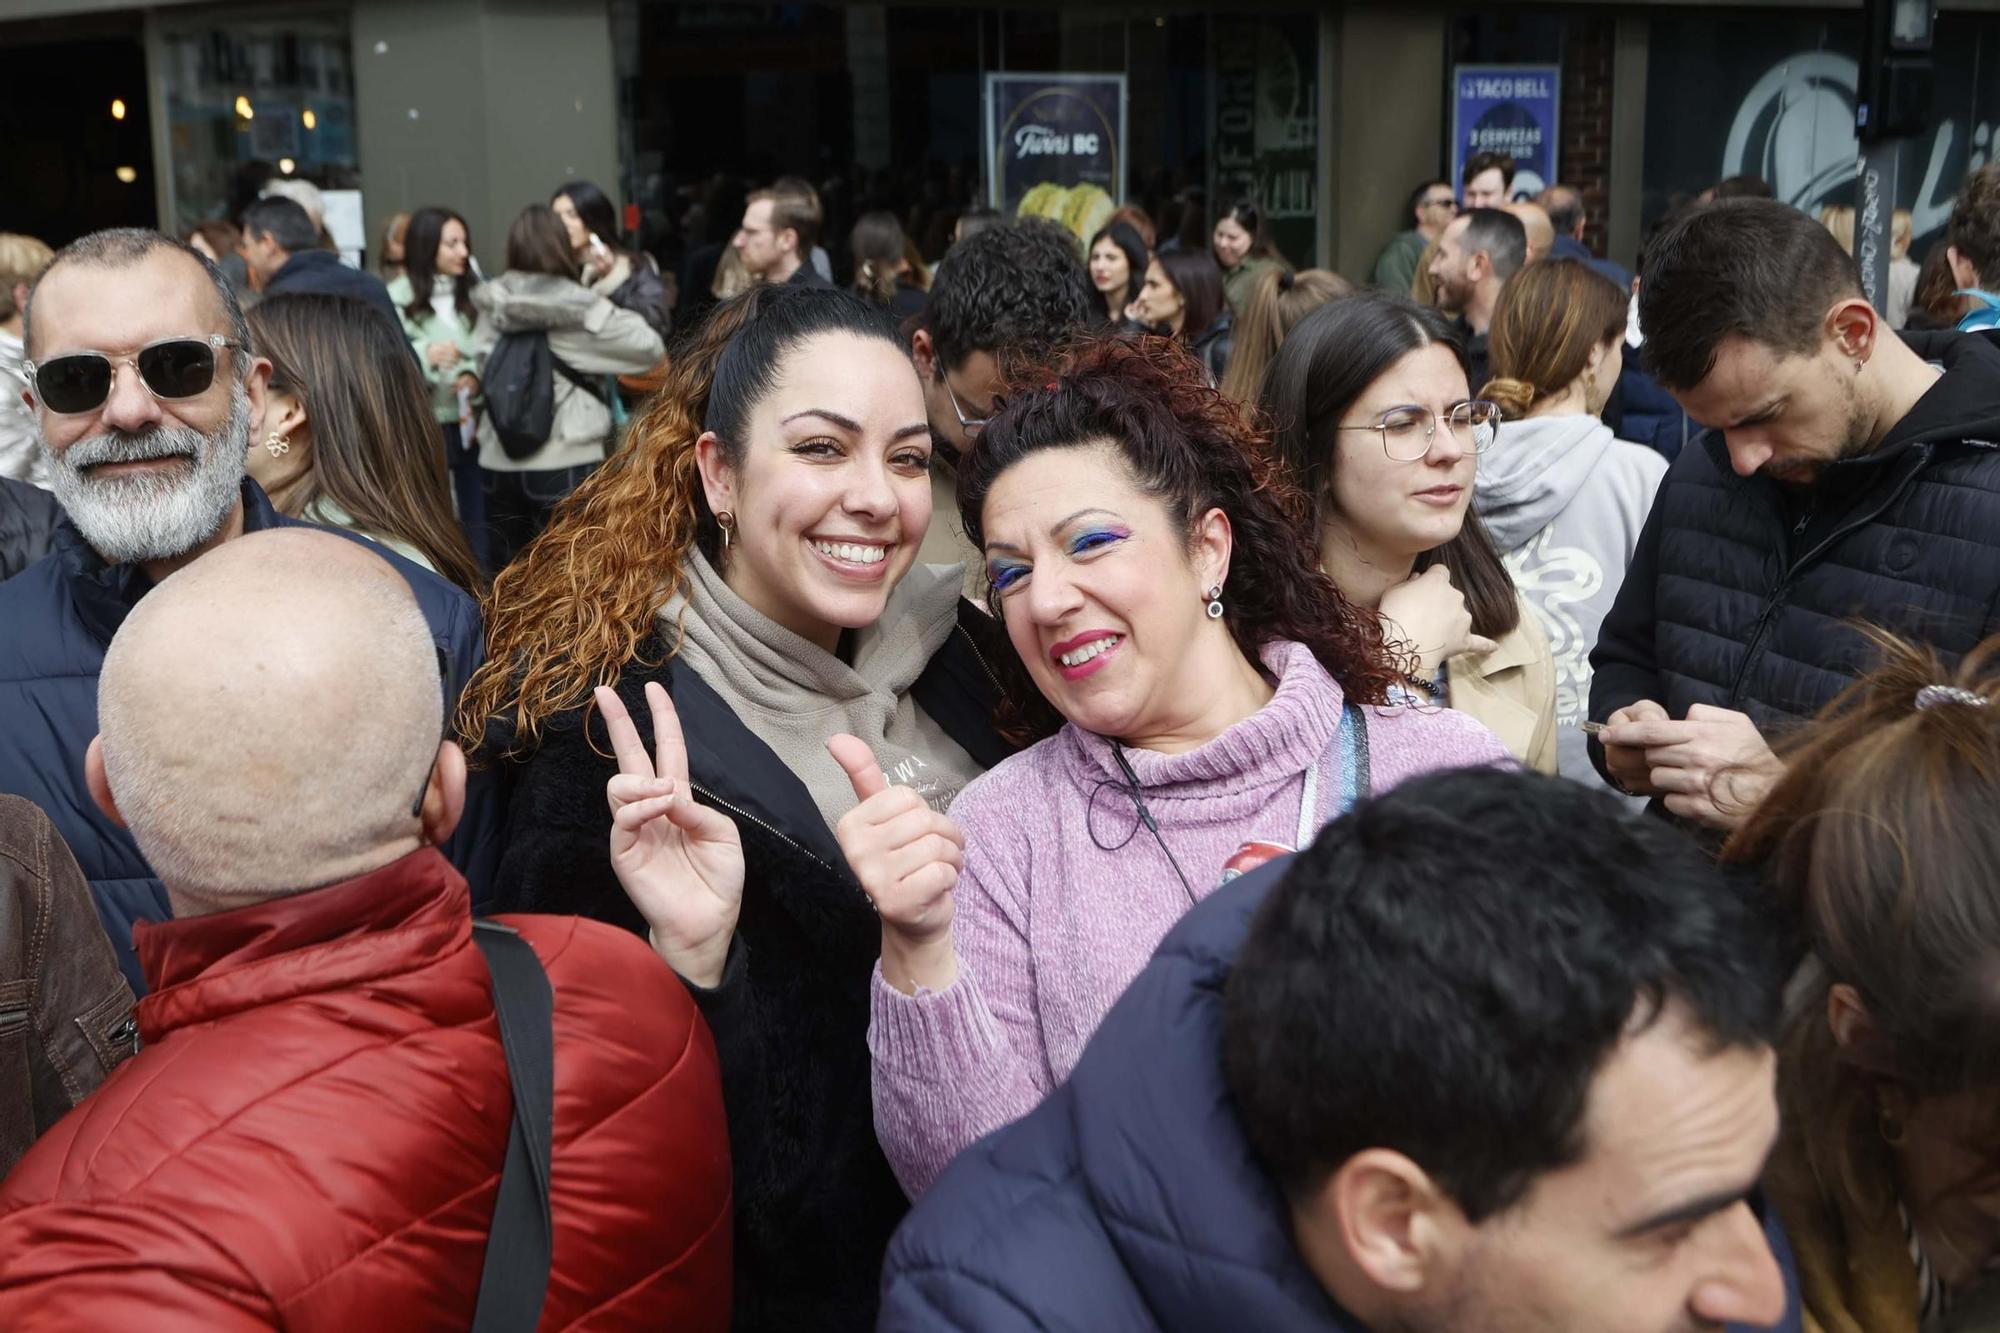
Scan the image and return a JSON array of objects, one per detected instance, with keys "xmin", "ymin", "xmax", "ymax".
[
  {"xmin": 1067, "ymin": 525, "xmax": 1131, "ymax": 556},
  {"xmin": 988, "ymin": 560, "xmax": 1030, "ymax": 592}
]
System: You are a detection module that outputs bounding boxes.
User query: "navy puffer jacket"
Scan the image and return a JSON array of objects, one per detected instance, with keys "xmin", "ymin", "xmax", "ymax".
[
  {"xmin": 879, "ymin": 857, "xmax": 1803, "ymax": 1333},
  {"xmin": 0, "ymin": 477, "xmax": 61, "ymax": 582},
  {"xmin": 0, "ymin": 478, "xmax": 501, "ymax": 990},
  {"xmin": 1591, "ymin": 330, "xmax": 2000, "ymax": 749}
]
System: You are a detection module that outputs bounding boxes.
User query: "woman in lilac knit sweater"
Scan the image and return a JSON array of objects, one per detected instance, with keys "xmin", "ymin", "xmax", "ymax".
[{"xmin": 829, "ymin": 338, "xmax": 1510, "ymax": 1199}]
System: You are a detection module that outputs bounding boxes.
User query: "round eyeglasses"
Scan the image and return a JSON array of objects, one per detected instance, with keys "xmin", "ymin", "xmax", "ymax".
[{"xmin": 1333, "ymin": 400, "xmax": 1502, "ymax": 461}]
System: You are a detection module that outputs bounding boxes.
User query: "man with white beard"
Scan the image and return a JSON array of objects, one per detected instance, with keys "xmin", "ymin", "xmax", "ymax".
[{"xmin": 0, "ymin": 229, "xmax": 499, "ymax": 988}]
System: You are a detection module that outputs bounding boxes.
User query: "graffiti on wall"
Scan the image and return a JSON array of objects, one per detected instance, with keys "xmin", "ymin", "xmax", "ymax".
[{"xmin": 1721, "ymin": 51, "xmax": 1994, "ymax": 242}]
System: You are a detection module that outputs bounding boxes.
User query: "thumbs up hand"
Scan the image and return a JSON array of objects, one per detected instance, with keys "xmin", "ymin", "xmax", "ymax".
[{"xmin": 828, "ymin": 735, "xmax": 965, "ymax": 993}]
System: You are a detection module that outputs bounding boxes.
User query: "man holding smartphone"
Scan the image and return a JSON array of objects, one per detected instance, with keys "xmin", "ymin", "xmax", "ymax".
[{"xmin": 1588, "ymin": 200, "xmax": 2000, "ymax": 827}]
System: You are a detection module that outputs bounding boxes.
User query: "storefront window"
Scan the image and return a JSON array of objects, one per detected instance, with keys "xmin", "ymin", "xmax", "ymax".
[
  {"xmin": 157, "ymin": 13, "xmax": 359, "ymax": 237},
  {"xmin": 615, "ymin": 1, "xmax": 1321, "ymax": 277},
  {"xmin": 1641, "ymin": 10, "xmax": 2000, "ymax": 255}
]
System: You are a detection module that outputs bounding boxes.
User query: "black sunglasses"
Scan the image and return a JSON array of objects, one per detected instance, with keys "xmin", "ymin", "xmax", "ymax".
[{"xmin": 24, "ymin": 334, "xmax": 240, "ymax": 415}]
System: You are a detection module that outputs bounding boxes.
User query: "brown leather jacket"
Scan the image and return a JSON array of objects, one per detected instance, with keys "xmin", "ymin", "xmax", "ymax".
[{"xmin": 0, "ymin": 795, "xmax": 137, "ymax": 1175}]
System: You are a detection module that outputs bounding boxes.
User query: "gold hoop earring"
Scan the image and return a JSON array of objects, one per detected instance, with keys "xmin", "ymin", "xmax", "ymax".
[
  {"xmin": 715, "ymin": 510, "xmax": 735, "ymax": 551},
  {"xmin": 264, "ymin": 432, "xmax": 290, "ymax": 459}
]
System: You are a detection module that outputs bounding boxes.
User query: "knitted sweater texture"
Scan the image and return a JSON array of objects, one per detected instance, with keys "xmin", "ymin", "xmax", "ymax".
[{"xmin": 869, "ymin": 639, "xmax": 1509, "ymax": 1197}]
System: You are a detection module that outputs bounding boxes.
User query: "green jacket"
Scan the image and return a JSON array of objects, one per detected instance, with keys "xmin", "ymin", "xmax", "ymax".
[
  {"xmin": 387, "ymin": 274, "xmax": 483, "ymax": 423},
  {"xmin": 1372, "ymin": 229, "xmax": 1430, "ymax": 296},
  {"xmin": 1220, "ymin": 256, "xmax": 1284, "ymax": 319}
]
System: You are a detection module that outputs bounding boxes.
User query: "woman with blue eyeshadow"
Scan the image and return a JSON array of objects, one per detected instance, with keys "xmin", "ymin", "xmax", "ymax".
[{"xmin": 834, "ymin": 335, "xmax": 1510, "ymax": 1198}]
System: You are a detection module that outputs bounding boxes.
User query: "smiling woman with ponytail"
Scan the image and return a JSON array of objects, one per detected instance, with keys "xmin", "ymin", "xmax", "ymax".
[{"xmin": 458, "ymin": 284, "xmax": 1014, "ymax": 1333}]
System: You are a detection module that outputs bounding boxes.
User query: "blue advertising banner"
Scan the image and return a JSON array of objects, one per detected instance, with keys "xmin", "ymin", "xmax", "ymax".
[
  {"xmin": 1451, "ymin": 65, "xmax": 1561, "ymax": 201},
  {"xmin": 985, "ymin": 72, "xmax": 1128, "ymax": 244}
]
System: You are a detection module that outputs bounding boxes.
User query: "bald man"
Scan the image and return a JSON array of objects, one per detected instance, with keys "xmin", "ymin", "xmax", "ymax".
[
  {"xmin": 1505, "ymin": 200, "xmax": 1555, "ymax": 263},
  {"xmin": 1537, "ymin": 184, "xmax": 1635, "ymax": 289},
  {"xmin": 0, "ymin": 228, "xmax": 498, "ymax": 988},
  {"xmin": 0, "ymin": 529, "xmax": 732, "ymax": 1331}
]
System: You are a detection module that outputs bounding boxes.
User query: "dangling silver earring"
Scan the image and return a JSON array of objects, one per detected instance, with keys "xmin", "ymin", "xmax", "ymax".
[
  {"xmin": 1205, "ymin": 584, "xmax": 1225, "ymax": 620},
  {"xmin": 264, "ymin": 432, "xmax": 290, "ymax": 459},
  {"xmin": 716, "ymin": 510, "xmax": 735, "ymax": 551}
]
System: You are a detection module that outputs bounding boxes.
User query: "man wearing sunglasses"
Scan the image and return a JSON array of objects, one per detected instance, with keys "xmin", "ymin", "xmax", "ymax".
[
  {"xmin": 0, "ymin": 227, "xmax": 502, "ymax": 990},
  {"xmin": 1371, "ymin": 179, "xmax": 1455, "ymax": 296},
  {"xmin": 907, "ymin": 219, "xmax": 1095, "ymax": 596}
]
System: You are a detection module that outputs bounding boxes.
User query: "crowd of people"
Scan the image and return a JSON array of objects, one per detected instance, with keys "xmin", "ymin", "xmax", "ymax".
[{"xmin": 0, "ymin": 148, "xmax": 1996, "ymax": 1333}]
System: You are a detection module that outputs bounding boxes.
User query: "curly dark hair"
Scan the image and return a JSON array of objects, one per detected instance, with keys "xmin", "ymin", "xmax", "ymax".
[
  {"xmin": 960, "ymin": 334, "xmax": 1403, "ymax": 745},
  {"xmin": 924, "ymin": 217, "xmax": 1096, "ymax": 374}
]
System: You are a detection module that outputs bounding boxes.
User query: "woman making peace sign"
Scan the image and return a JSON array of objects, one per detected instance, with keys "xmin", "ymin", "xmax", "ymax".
[
  {"xmin": 464, "ymin": 287, "xmax": 1012, "ymax": 1333},
  {"xmin": 597, "ymin": 337, "xmax": 1509, "ymax": 1213}
]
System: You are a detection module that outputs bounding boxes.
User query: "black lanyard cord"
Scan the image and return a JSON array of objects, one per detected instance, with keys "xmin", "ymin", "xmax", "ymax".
[{"xmin": 1111, "ymin": 741, "xmax": 1197, "ymax": 905}]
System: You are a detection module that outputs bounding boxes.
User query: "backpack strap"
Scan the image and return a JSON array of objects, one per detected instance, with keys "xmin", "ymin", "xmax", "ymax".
[
  {"xmin": 468, "ymin": 920, "xmax": 555, "ymax": 1333},
  {"xmin": 550, "ymin": 354, "xmax": 609, "ymax": 405}
]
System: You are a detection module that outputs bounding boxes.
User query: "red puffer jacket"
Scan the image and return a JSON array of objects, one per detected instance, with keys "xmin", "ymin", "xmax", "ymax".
[{"xmin": 0, "ymin": 847, "xmax": 731, "ymax": 1330}]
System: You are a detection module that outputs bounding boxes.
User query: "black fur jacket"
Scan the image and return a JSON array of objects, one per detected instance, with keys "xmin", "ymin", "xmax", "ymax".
[{"xmin": 492, "ymin": 601, "xmax": 1015, "ymax": 1332}]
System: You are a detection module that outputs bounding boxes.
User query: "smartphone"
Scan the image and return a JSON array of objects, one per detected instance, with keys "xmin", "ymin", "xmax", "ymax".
[{"xmin": 588, "ymin": 233, "xmax": 612, "ymax": 261}]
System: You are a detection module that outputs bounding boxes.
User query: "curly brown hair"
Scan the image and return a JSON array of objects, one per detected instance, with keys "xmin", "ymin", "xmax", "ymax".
[
  {"xmin": 454, "ymin": 284, "xmax": 903, "ymax": 756},
  {"xmin": 454, "ymin": 308, "xmax": 737, "ymax": 757},
  {"xmin": 960, "ymin": 334, "xmax": 1403, "ymax": 745}
]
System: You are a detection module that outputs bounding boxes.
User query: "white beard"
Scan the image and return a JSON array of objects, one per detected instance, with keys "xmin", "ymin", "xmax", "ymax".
[{"xmin": 46, "ymin": 383, "xmax": 249, "ymax": 565}]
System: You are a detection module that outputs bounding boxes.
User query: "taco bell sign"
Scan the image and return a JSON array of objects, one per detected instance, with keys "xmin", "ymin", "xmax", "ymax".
[{"xmin": 1451, "ymin": 65, "xmax": 1561, "ymax": 202}]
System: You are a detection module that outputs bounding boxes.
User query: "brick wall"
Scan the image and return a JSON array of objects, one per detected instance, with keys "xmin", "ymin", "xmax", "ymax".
[{"xmin": 1559, "ymin": 16, "xmax": 1616, "ymax": 254}]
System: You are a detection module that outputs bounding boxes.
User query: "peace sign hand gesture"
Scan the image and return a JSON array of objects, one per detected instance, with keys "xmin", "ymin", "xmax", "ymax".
[{"xmin": 599, "ymin": 682, "xmax": 745, "ymax": 988}]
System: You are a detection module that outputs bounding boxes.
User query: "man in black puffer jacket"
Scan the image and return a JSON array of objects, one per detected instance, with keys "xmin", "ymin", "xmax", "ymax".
[{"xmin": 1590, "ymin": 200, "xmax": 2000, "ymax": 827}]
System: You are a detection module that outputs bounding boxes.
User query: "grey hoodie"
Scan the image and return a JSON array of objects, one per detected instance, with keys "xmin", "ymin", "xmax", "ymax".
[{"xmin": 1474, "ymin": 414, "xmax": 1667, "ymax": 792}]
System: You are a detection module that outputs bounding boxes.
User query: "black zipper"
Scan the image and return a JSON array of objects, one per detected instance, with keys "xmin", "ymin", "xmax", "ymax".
[
  {"xmin": 688, "ymin": 779, "xmax": 839, "ymax": 877},
  {"xmin": 955, "ymin": 622, "xmax": 1005, "ymax": 696},
  {"xmin": 681, "ymin": 628, "xmax": 999, "ymax": 896}
]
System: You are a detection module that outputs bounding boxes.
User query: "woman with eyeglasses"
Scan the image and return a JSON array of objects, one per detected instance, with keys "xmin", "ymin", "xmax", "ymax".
[
  {"xmin": 1260, "ymin": 291, "xmax": 1558, "ymax": 771},
  {"xmin": 1725, "ymin": 631, "xmax": 2000, "ymax": 1333},
  {"xmin": 458, "ymin": 284, "xmax": 1014, "ymax": 1333},
  {"xmin": 835, "ymin": 335, "xmax": 1507, "ymax": 1199},
  {"xmin": 1475, "ymin": 260, "xmax": 1668, "ymax": 791}
]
